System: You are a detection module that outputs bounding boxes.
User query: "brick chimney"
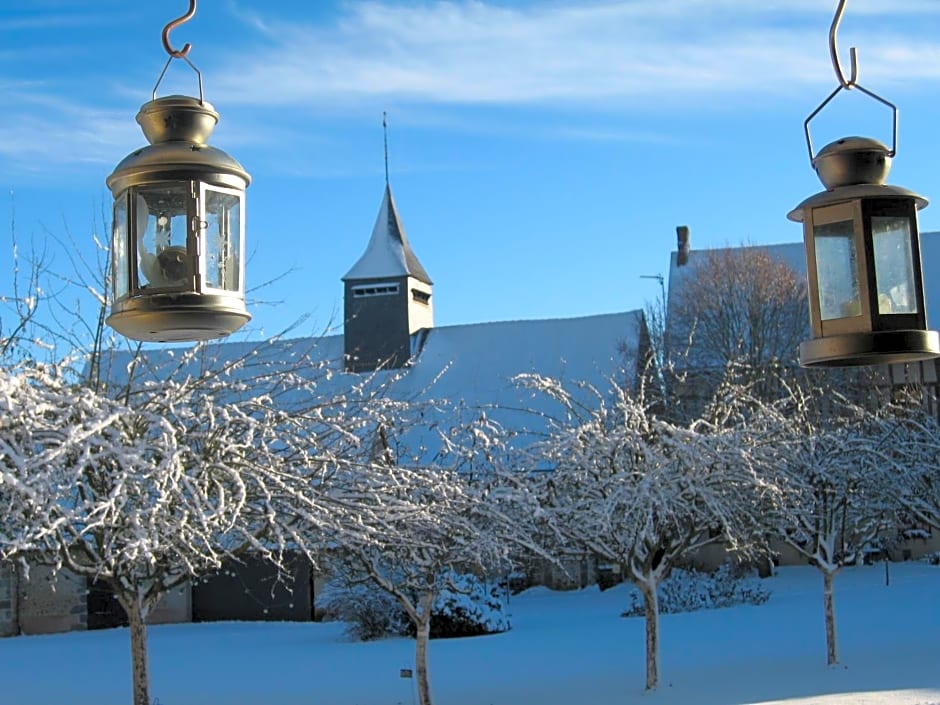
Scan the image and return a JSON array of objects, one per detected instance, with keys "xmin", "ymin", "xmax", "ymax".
[{"xmin": 676, "ymin": 225, "xmax": 690, "ymax": 266}]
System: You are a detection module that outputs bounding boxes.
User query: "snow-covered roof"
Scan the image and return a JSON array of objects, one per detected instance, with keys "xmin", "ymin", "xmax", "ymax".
[
  {"xmin": 917, "ymin": 231, "xmax": 940, "ymax": 330},
  {"xmin": 395, "ymin": 311, "xmax": 643, "ymax": 411},
  {"xmin": 342, "ymin": 185, "xmax": 432, "ymax": 285},
  {"xmin": 665, "ymin": 231, "xmax": 940, "ymax": 363},
  {"xmin": 101, "ymin": 310, "xmax": 646, "ymax": 455}
]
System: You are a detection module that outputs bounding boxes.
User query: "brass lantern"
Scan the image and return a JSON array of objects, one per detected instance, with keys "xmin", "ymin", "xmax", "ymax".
[
  {"xmin": 106, "ymin": 2, "xmax": 251, "ymax": 343},
  {"xmin": 788, "ymin": 0, "xmax": 939, "ymax": 367}
]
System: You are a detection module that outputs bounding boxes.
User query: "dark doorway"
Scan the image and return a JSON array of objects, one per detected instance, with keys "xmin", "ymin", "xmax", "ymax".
[
  {"xmin": 86, "ymin": 579, "xmax": 128, "ymax": 630},
  {"xmin": 192, "ymin": 554, "xmax": 312, "ymax": 622}
]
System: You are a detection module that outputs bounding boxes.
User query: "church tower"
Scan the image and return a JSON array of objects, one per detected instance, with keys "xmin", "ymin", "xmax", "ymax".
[{"xmin": 342, "ymin": 184, "xmax": 433, "ymax": 372}]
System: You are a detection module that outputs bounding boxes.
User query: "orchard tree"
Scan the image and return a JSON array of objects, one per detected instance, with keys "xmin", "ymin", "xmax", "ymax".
[
  {"xmin": 304, "ymin": 408, "xmax": 543, "ymax": 705},
  {"xmin": 0, "ymin": 205, "xmax": 428, "ymax": 705},
  {"xmin": 0, "ymin": 192, "xmax": 396, "ymax": 705},
  {"xmin": 0, "ymin": 360, "xmax": 319, "ymax": 705},
  {"xmin": 521, "ymin": 372, "xmax": 778, "ymax": 690},
  {"xmin": 755, "ymin": 381, "xmax": 903, "ymax": 666},
  {"xmin": 883, "ymin": 407, "xmax": 940, "ymax": 533}
]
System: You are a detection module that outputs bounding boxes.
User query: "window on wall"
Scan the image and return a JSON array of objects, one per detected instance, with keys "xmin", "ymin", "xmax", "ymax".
[
  {"xmin": 352, "ymin": 283, "xmax": 400, "ymax": 297},
  {"xmin": 411, "ymin": 289, "xmax": 431, "ymax": 305}
]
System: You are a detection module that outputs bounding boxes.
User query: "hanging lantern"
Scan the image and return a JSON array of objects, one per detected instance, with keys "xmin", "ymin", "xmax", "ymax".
[
  {"xmin": 106, "ymin": 1, "xmax": 251, "ymax": 342},
  {"xmin": 788, "ymin": 0, "xmax": 938, "ymax": 367}
]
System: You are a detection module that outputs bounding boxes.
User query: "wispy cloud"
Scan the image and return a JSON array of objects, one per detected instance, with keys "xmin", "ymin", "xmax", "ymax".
[
  {"xmin": 3, "ymin": 1, "xmax": 939, "ymax": 180},
  {"xmin": 209, "ymin": 0, "xmax": 940, "ymax": 111},
  {"xmin": 0, "ymin": 87, "xmax": 136, "ymax": 174},
  {"xmin": 0, "ymin": 11, "xmax": 112, "ymax": 32}
]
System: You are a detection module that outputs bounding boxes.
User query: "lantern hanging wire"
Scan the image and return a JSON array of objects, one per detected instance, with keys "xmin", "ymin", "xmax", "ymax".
[
  {"xmin": 152, "ymin": 0, "xmax": 205, "ymax": 102},
  {"xmin": 803, "ymin": 0, "xmax": 898, "ymax": 164}
]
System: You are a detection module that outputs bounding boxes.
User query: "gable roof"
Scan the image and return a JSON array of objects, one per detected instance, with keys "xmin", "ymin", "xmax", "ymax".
[
  {"xmin": 342, "ymin": 185, "xmax": 432, "ymax": 285},
  {"xmin": 667, "ymin": 231, "xmax": 940, "ymax": 330},
  {"xmin": 665, "ymin": 231, "xmax": 940, "ymax": 369},
  {"xmin": 396, "ymin": 311, "xmax": 643, "ymax": 408},
  {"xmin": 100, "ymin": 310, "xmax": 646, "ymax": 457}
]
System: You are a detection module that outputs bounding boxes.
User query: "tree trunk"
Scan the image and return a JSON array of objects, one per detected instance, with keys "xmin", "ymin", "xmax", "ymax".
[
  {"xmin": 11, "ymin": 562, "xmax": 22, "ymax": 636},
  {"xmin": 822, "ymin": 570, "xmax": 839, "ymax": 665},
  {"xmin": 414, "ymin": 591, "xmax": 435, "ymax": 705},
  {"xmin": 118, "ymin": 592, "xmax": 152, "ymax": 705},
  {"xmin": 641, "ymin": 582, "xmax": 660, "ymax": 690}
]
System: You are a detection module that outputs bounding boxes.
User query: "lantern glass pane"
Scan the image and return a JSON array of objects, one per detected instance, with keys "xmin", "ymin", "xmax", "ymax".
[
  {"xmin": 135, "ymin": 186, "xmax": 193, "ymax": 290},
  {"xmin": 112, "ymin": 194, "xmax": 129, "ymax": 301},
  {"xmin": 813, "ymin": 219, "xmax": 861, "ymax": 320},
  {"xmin": 872, "ymin": 215, "xmax": 917, "ymax": 315},
  {"xmin": 204, "ymin": 189, "xmax": 241, "ymax": 292}
]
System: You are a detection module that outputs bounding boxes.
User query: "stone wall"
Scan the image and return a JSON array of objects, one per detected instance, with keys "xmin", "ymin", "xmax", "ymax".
[
  {"xmin": 149, "ymin": 583, "xmax": 192, "ymax": 625},
  {"xmin": 17, "ymin": 565, "xmax": 86, "ymax": 635},
  {"xmin": 0, "ymin": 563, "xmax": 16, "ymax": 637}
]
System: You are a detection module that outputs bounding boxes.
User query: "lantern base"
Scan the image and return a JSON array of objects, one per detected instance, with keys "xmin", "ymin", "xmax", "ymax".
[
  {"xmin": 107, "ymin": 293, "xmax": 250, "ymax": 343},
  {"xmin": 799, "ymin": 330, "xmax": 940, "ymax": 367}
]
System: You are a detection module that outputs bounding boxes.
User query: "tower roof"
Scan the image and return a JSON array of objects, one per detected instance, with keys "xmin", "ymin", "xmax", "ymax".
[{"xmin": 343, "ymin": 185, "xmax": 432, "ymax": 284}]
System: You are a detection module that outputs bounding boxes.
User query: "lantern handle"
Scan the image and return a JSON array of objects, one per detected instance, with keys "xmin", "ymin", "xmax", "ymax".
[
  {"xmin": 152, "ymin": 54, "xmax": 205, "ymax": 103},
  {"xmin": 162, "ymin": 0, "xmax": 197, "ymax": 59},
  {"xmin": 803, "ymin": 0, "xmax": 898, "ymax": 165},
  {"xmin": 152, "ymin": 0, "xmax": 205, "ymax": 103}
]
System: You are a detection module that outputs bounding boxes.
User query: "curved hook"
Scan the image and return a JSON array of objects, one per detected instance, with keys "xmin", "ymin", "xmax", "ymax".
[
  {"xmin": 829, "ymin": 0, "xmax": 858, "ymax": 88},
  {"xmin": 162, "ymin": 0, "xmax": 197, "ymax": 59},
  {"xmin": 803, "ymin": 0, "xmax": 898, "ymax": 165}
]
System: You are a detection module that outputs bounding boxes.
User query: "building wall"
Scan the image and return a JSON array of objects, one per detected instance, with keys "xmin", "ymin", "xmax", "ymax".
[
  {"xmin": 192, "ymin": 555, "xmax": 312, "ymax": 622},
  {"xmin": 149, "ymin": 584, "xmax": 192, "ymax": 625},
  {"xmin": 523, "ymin": 554, "xmax": 599, "ymax": 591},
  {"xmin": 0, "ymin": 563, "xmax": 16, "ymax": 636},
  {"xmin": 344, "ymin": 276, "xmax": 411, "ymax": 371},
  {"xmin": 406, "ymin": 276, "xmax": 433, "ymax": 334},
  {"xmin": 86, "ymin": 578, "xmax": 191, "ymax": 630},
  {"xmin": 17, "ymin": 565, "xmax": 86, "ymax": 635}
]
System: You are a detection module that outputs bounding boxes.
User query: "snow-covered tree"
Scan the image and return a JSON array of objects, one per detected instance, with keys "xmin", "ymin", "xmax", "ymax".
[
  {"xmin": 303, "ymin": 409, "xmax": 543, "ymax": 705},
  {"xmin": 0, "ymin": 354, "xmax": 342, "ymax": 705},
  {"xmin": 754, "ymin": 382, "xmax": 903, "ymax": 666},
  {"xmin": 521, "ymin": 372, "xmax": 777, "ymax": 690},
  {"xmin": 0, "ymin": 202, "xmax": 409, "ymax": 705},
  {"xmin": 882, "ymin": 406, "xmax": 940, "ymax": 534}
]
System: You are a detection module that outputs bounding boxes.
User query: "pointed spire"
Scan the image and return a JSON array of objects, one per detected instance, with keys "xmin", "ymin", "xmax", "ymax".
[
  {"xmin": 343, "ymin": 185, "xmax": 432, "ymax": 284},
  {"xmin": 383, "ymin": 111, "xmax": 389, "ymax": 187}
]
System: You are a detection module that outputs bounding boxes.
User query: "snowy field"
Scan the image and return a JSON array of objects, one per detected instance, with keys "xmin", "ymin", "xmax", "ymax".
[{"xmin": 1, "ymin": 563, "xmax": 938, "ymax": 705}]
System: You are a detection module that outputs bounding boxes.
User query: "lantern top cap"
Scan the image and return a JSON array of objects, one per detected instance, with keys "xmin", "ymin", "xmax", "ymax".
[
  {"xmin": 812, "ymin": 135, "xmax": 891, "ymax": 190},
  {"xmin": 136, "ymin": 94, "xmax": 219, "ymax": 146},
  {"xmin": 815, "ymin": 135, "xmax": 888, "ymax": 157}
]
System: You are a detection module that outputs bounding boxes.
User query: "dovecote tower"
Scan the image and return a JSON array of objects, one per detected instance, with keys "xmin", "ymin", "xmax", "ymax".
[{"xmin": 342, "ymin": 185, "xmax": 433, "ymax": 372}]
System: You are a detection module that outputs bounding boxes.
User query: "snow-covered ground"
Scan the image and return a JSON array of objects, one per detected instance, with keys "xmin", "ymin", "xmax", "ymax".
[{"xmin": 1, "ymin": 563, "xmax": 938, "ymax": 705}]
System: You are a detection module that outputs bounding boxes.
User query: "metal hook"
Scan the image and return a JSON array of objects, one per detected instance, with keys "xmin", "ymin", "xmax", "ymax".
[
  {"xmin": 162, "ymin": 0, "xmax": 197, "ymax": 59},
  {"xmin": 803, "ymin": 0, "xmax": 897, "ymax": 165},
  {"xmin": 829, "ymin": 0, "xmax": 858, "ymax": 88}
]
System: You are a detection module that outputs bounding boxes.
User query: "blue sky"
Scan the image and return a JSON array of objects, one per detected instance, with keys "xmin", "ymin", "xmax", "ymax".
[{"xmin": 2, "ymin": 0, "xmax": 940, "ymax": 342}]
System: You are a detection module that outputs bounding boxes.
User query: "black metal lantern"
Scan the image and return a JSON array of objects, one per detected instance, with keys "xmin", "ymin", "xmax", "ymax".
[
  {"xmin": 106, "ymin": 1, "xmax": 251, "ymax": 343},
  {"xmin": 788, "ymin": 0, "xmax": 939, "ymax": 367}
]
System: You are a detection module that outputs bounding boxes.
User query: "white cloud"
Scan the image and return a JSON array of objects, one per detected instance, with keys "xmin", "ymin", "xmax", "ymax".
[
  {"xmin": 209, "ymin": 0, "xmax": 940, "ymax": 111},
  {"xmin": 0, "ymin": 87, "xmax": 137, "ymax": 173},
  {"xmin": 3, "ymin": 0, "xmax": 939, "ymax": 179}
]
